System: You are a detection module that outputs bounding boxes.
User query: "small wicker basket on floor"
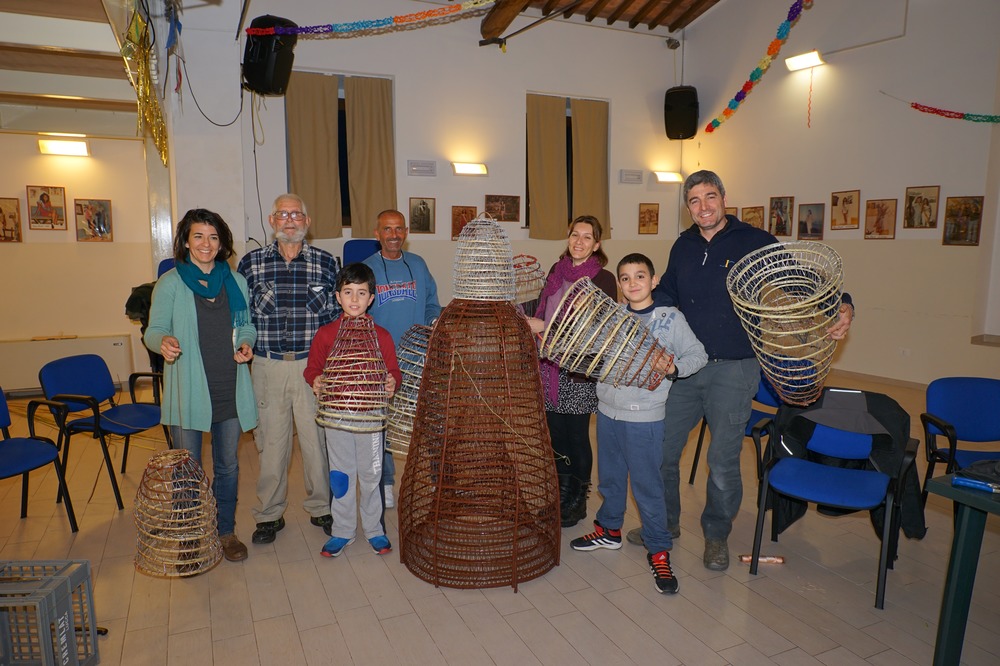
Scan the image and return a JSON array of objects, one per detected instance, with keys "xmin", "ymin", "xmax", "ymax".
[
  {"xmin": 399, "ymin": 299, "xmax": 560, "ymax": 590},
  {"xmin": 513, "ymin": 253, "xmax": 546, "ymax": 317},
  {"xmin": 538, "ymin": 277, "xmax": 672, "ymax": 389},
  {"xmin": 726, "ymin": 241, "xmax": 844, "ymax": 406},
  {"xmin": 134, "ymin": 449, "xmax": 222, "ymax": 578},
  {"xmin": 386, "ymin": 323, "xmax": 433, "ymax": 457},
  {"xmin": 452, "ymin": 214, "xmax": 516, "ymax": 302},
  {"xmin": 315, "ymin": 315, "xmax": 389, "ymax": 432}
]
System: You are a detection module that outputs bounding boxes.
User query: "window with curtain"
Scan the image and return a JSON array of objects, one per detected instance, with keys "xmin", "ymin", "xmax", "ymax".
[
  {"xmin": 285, "ymin": 73, "xmax": 397, "ymax": 239},
  {"xmin": 526, "ymin": 93, "xmax": 609, "ymax": 240}
]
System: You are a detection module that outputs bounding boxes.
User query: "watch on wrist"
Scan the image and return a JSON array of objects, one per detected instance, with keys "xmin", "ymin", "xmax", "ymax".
[{"xmin": 665, "ymin": 368, "xmax": 679, "ymax": 381}]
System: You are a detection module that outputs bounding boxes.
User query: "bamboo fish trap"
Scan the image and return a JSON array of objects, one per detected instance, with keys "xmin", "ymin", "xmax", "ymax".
[
  {"xmin": 726, "ymin": 241, "xmax": 844, "ymax": 406},
  {"xmin": 512, "ymin": 253, "xmax": 546, "ymax": 317},
  {"xmin": 385, "ymin": 323, "xmax": 433, "ymax": 457},
  {"xmin": 315, "ymin": 315, "xmax": 389, "ymax": 432},
  {"xmin": 452, "ymin": 214, "xmax": 516, "ymax": 302},
  {"xmin": 134, "ymin": 449, "xmax": 222, "ymax": 578},
  {"xmin": 538, "ymin": 277, "xmax": 672, "ymax": 389}
]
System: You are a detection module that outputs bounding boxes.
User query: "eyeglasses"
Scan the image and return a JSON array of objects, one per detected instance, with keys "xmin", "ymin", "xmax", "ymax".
[{"xmin": 272, "ymin": 210, "xmax": 306, "ymax": 221}]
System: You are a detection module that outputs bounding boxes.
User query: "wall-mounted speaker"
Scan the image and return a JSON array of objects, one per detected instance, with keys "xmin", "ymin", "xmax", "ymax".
[
  {"xmin": 242, "ymin": 15, "xmax": 298, "ymax": 96},
  {"xmin": 664, "ymin": 86, "xmax": 699, "ymax": 140}
]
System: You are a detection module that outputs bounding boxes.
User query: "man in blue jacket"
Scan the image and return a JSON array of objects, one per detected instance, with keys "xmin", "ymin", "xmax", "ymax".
[{"xmin": 636, "ymin": 170, "xmax": 854, "ymax": 571}]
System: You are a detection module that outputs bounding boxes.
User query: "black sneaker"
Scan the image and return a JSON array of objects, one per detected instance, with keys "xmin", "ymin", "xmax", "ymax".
[
  {"xmin": 570, "ymin": 521, "xmax": 622, "ymax": 551},
  {"xmin": 251, "ymin": 517, "xmax": 286, "ymax": 544},
  {"xmin": 310, "ymin": 514, "xmax": 333, "ymax": 536},
  {"xmin": 648, "ymin": 550, "xmax": 679, "ymax": 594}
]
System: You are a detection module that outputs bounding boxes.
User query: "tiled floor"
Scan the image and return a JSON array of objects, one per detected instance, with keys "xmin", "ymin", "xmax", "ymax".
[{"xmin": 0, "ymin": 372, "xmax": 997, "ymax": 665}]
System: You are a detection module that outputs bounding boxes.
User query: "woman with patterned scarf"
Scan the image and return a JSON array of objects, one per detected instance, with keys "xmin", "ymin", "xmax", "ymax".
[{"xmin": 526, "ymin": 215, "xmax": 617, "ymax": 527}]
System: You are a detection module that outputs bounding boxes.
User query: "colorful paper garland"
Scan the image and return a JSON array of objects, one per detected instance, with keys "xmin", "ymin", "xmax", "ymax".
[
  {"xmin": 245, "ymin": 0, "xmax": 496, "ymax": 37},
  {"xmin": 910, "ymin": 102, "xmax": 1000, "ymax": 124},
  {"xmin": 705, "ymin": 0, "xmax": 811, "ymax": 133}
]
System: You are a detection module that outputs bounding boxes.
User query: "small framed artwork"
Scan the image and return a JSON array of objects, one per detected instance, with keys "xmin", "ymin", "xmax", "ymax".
[
  {"xmin": 830, "ymin": 190, "xmax": 860, "ymax": 229},
  {"xmin": 27, "ymin": 185, "xmax": 67, "ymax": 230},
  {"xmin": 451, "ymin": 205, "xmax": 477, "ymax": 240},
  {"xmin": 797, "ymin": 203, "xmax": 825, "ymax": 240},
  {"xmin": 638, "ymin": 203, "xmax": 659, "ymax": 234},
  {"xmin": 724, "ymin": 206, "xmax": 738, "ymax": 217},
  {"xmin": 903, "ymin": 185, "xmax": 940, "ymax": 229},
  {"xmin": 864, "ymin": 198, "xmax": 897, "ymax": 239},
  {"xmin": 768, "ymin": 196, "xmax": 794, "ymax": 237},
  {"xmin": 942, "ymin": 196, "xmax": 984, "ymax": 246},
  {"xmin": 408, "ymin": 197, "xmax": 435, "ymax": 234},
  {"xmin": 742, "ymin": 206, "xmax": 765, "ymax": 230},
  {"xmin": 75, "ymin": 199, "xmax": 113, "ymax": 242},
  {"xmin": 484, "ymin": 194, "xmax": 521, "ymax": 222},
  {"xmin": 0, "ymin": 198, "xmax": 22, "ymax": 242}
]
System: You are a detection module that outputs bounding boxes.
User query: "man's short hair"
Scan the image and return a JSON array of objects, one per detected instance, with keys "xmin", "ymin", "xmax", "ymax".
[
  {"xmin": 683, "ymin": 170, "xmax": 726, "ymax": 201},
  {"xmin": 271, "ymin": 193, "xmax": 308, "ymax": 216}
]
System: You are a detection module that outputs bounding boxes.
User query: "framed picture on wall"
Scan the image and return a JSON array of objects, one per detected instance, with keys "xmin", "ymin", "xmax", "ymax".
[
  {"xmin": 485, "ymin": 194, "xmax": 521, "ymax": 222},
  {"xmin": 742, "ymin": 206, "xmax": 765, "ymax": 230},
  {"xmin": 797, "ymin": 203, "xmax": 825, "ymax": 240},
  {"xmin": 408, "ymin": 197, "xmax": 435, "ymax": 234},
  {"xmin": 864, "ymin": 198, "xmax": 897, "ymax": 239},
  {"xmin": 451, "ymin": 205, "xmax": 477, "ymax": 240},
  {"xmin": 903, "ymin": 185, "xmax": 939, "ymax": 229},
  {"xmin": 0, "ymin": 198, "xmax": 22, "ymax": 242},
  {"xmin": 768, "ymin": 196, "xmax": 794, "ymax": 237},
  {"xmin": 638, "ymin": 203, "xmax": 659, "ymax": 234},
  {"xmin": 26, "ymin": 185, "xmax": 67, "ymax": 230},
  {"xmin": 724, "ymin": 206, "xmax": 738, "ymax": 217},
  {"xmin": 830, "ymin": 190, "xmax": 860, "ymax": 229},
  {"xmin": 942, "ymin": 196, "xmax": 984, "ymax": 246},
  {"xmin": 75, "ymin": 198, "xmax": 113, "ymax": 242}
]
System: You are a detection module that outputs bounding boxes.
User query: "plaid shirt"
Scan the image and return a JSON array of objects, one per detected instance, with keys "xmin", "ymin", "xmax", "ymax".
[{"xmin": 237, "ymin": 242, "xmax": 342, "ymax": 355}]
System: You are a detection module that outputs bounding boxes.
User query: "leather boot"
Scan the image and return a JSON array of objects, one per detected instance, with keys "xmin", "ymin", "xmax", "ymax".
[
  {"xmin": 567, "ymin": 481, "xmax": 590, "ymax": 526},
  {"xmin": 558, "ymin": 475, "xmax": 574, "ymax": 522},
  {"xmin": 560, "ymin": 477, "xmax": 583, "ymax": 527}
]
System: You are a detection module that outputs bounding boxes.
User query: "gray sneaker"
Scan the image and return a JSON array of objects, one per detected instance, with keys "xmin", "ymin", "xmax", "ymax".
[
  {"xmin": 703, "ymin": 538, "xmax": 729, "ymax": 571},
  {"xmin": 626, "ymin": 524, "xmax": 681, "ymax": 546}
]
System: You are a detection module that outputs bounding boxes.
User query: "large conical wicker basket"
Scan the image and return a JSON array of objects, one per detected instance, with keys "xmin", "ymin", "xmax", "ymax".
[
  {"xmin": 452, "ymin": 214, "xmax": 516, "ymax": 301},
  {"xmin": 386, "ymin": 323, "xmax": 433, "ymax": 457},
  {"xmin": 398, "ymin": 299, "xmax": 560, "ymax": 590},
  {"xmin": 134, "ymin": 449, "xmax": 222, "ymax": 578},
  {"xmin": 539, "ymin": 277, "xmax": 671, "ymax": 389},
  {"xmin": 315, "ymin": 315, "xmax": 389, "ymax": 432},
  {"xmin": 726, "ymin": 241, "xmax": 844, "ymax": 406},
  {"xmin": 512, "ymin": 253, "xmax": 546, "ymax": 317}
]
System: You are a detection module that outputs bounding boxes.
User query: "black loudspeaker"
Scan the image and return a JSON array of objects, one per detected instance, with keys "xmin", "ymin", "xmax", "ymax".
[
  {"xmin": 664, "ymin": 86, "xmax": 699, "ymax": 140},
  {"xmin": 242, "ymin": 15, "xmax": 298, "ymax": 96}
]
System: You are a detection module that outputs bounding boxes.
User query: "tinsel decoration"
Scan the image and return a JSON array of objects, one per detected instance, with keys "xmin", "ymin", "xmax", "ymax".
[
  {"xmin": 704, "ymin": 0, "xmax": 811, "ymax": 134},
  {"xmin": 122, "ymin": 11, "xmax": 169, "ymax": 166}
]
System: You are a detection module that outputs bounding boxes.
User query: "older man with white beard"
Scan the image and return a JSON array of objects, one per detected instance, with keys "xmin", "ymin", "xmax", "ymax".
[{"xmin": 238, "ymin": 193, "xmax": 342, "ymax": 545}]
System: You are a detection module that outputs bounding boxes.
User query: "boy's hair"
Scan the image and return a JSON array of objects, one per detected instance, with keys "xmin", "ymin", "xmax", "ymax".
[
  {"xmin": 337, "ymin": 262, "xmax": 376, "ymax": 293},
  {"xmin": 616, "ymin": 253, "xmax": 656, "ymax": 277}
]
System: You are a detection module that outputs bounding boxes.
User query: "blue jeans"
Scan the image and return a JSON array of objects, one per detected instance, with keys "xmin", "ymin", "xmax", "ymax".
[
  {"xmin": 171, "ymin": 418, "xmax": 241, "ymax": 536},
  {"xmin": 595, "ymin": 413, "xmax": 672, "ymax": 554},
  {"xmin": 661, "ymin": 358, "xmax": 759, "ymax": 541}
]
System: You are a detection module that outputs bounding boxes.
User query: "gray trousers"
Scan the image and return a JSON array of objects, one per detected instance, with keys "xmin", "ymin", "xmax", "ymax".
[{"xmin": 326, "ymin": 428, "xmax": 386, "ymax": 540}]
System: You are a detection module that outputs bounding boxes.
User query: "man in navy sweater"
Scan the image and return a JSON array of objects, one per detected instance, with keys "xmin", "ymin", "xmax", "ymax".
[{"xmin": 636, "ymin": 170, "xmax": 854, "ymax": 571}]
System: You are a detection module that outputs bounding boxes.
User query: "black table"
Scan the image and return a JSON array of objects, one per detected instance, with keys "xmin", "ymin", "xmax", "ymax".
[{"xmin": 925, "ymin": 474, "xmax": 1000, "ymax": 666}]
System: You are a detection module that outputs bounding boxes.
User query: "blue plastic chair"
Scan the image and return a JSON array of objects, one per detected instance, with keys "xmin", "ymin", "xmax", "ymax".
[
  {"xmin": 920, "ymin": 377, "xmax": 1000, "ymax": 504},
  {"xmin": 0, "ymin": 389, "xmax": 78, "ymax": 532},
  {"xmin": 751, "ymin": 422, "xmax": 918, "ymax": 609},
  {"xmin": 688, "ymin": 374, "xmax": 781, "ymax": 484},
  {"xmin": 343, "ymin": 238, "xmax": 380, "ymax": 265},
  {"xmin": 38, "ymin": 354, "xmax": 165, "ymax": 510}
]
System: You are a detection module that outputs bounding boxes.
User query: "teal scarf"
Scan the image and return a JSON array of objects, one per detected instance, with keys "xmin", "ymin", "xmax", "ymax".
[{"xmin": 175, "ymin": 257, "xmax": 249, "ymax": 328}]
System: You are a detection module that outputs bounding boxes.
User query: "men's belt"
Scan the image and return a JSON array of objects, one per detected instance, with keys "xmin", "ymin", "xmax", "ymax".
[{"xmin": 263, "ymin": 351, "xmax": 309, "ymax": 361}]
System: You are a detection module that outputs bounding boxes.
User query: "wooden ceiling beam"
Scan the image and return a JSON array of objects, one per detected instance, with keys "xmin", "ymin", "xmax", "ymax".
[
  {"xmin": 0, "ymin": 0, "xmax": 108, "ymax": 23},
  {"xmin": 629, "ymin": 0, "xmax": 663, "ymax": 28},
  {"xmin": 648, "ymin": 0, "xmax": 685, "ymax": 30},
  {"xmin": 584, "ymin": 0, "xmax": 613, "ymax": 22},
  {"xmin": 0, "ymin": 91, "xmax": 134, "ymax": 112},
  {"xmin": 606, "ymin": 0, "xmax": 639, "ymax": 26},
  {"xmin": 481, "ymin": 0, "xmax": 534, "ymax": 40},
  {"xmin": 541, "ymin": 0, "xmax": 561, "ymax": 16},
  {"xmin": 669, "ymin": 0, "xmax": 716, "ymax": 32},
  {"xmin": 0, "ymin": 43, "xmax": 126, "ymax": 80}
]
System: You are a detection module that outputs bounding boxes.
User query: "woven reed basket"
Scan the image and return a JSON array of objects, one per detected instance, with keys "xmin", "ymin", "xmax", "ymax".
[
  {"xmin": 452, "ymin": 214, "xmax": 516, "ymax": 302},
  {"xmin": 315, "ymin": 315, "xmax": 389, "ymax": 433},
  {"xmin": 386, "ymin": 323, "xmax": 433, "ymax": 457},
  {"xmin": 539, "ymin": 277, "xmax": 671, "ymax": 389},
  {"xmin": 512, "ymin": 253, "xmax": 546, "ymax": 317},
  {"xmin": 134, "ymin": 449, "xmax": 222, "ymax": 578},
  {"xmin": 726, "ymin": 241, "xmax": 844, "ymax": 406}
]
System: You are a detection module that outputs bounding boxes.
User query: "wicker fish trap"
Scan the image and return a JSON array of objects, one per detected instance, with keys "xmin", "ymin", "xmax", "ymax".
[
  {"xmin": 452, "ymin": 214, "xmax": 516, "ymax": 302},
  {"xmin": 538, "ymin": 277, "xmax": 672, "ymax": 389},
  {"xmin": 134, "ymin": 449, "xmax": 222, "ymax": 578},
  {"xmin": 386, "ymin": 323, "xmax": 433, "ymax": 457},
  {"xmin": 399, "ymin": 299, "xmax": 560, "ymax": 590},
  {"xmin": 315, "ymin": 315, "xmax": 389, "ymax": 432},
  {"xmin": 725, "ymin": 241, "xmax": 844, "ymax": 406},
  {"xmin": 513, "ymin": 253, "xmax": 546, "ymax": 317}
]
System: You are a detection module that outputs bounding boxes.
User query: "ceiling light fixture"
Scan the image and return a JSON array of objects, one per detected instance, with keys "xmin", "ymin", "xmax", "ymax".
[
  {"xmin": 654, "ymin": 171, "xmax": 683, "ymax": 183},
  {"xmin": 452, "ymin": 162, "xmax": 488, "ymax": 176},
  {"xmin": 38, "ymin": 139, "xmax": 90, "ymax": 156},
  {"xmin": 785, "ymin": 50, "xmax": 824, "ymax": 71}
]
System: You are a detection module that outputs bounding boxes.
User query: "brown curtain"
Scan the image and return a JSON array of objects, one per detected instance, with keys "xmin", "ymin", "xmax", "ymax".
[
  {"xmin": 526, "ymin": 93, "xmax": 568, "ymax": 240},
  {"xmin": 570, "ymin": 98, "xmax": 610, "ymax": 237},
  {"xmin": 345, "ymin": 76, "xmax": 397, "ymax": 239},
  {"xmin": 285, "ymin": 71, "xmax": 342, "ymax": 238}
]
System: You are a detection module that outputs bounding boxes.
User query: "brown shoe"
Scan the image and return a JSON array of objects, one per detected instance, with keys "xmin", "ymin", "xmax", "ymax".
[{"xmin": 220, "ymin": 534, "xmax": 248, "ymax": 562}]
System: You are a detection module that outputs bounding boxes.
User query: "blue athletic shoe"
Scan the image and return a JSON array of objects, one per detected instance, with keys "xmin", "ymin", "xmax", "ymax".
[
  {"xmin": 320, "ymin": 536, "xmax": 354, "ymax": 558},
  {"xmin": 368, "ymin": 535, "xmax": 392, "ymax": 555}
]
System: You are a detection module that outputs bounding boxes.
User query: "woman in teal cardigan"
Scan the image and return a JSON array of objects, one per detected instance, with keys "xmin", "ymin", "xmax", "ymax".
[{"xmin": 144, "ymin": 209, "xmax": 257, "ymax": 562}]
